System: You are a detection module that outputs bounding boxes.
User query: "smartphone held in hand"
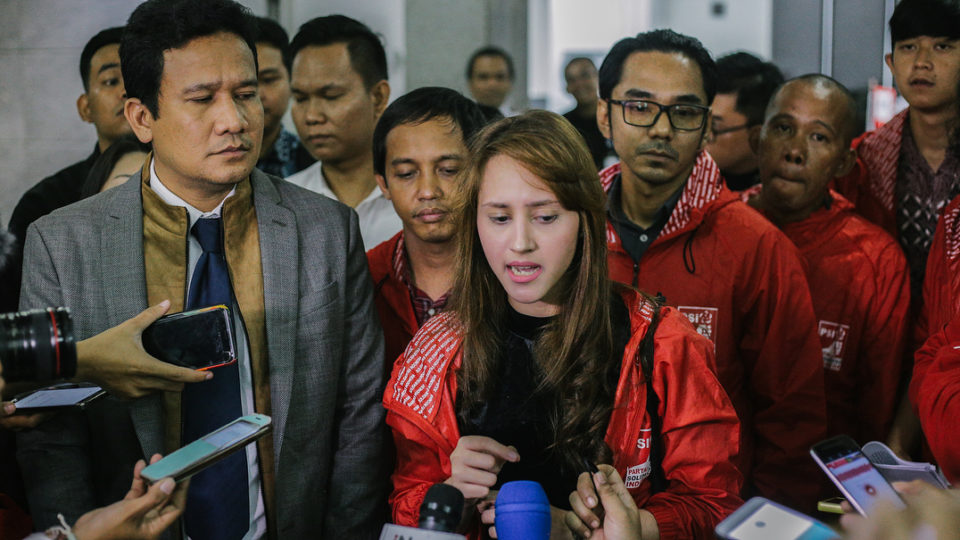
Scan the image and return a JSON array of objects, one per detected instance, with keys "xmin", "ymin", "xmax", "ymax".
[
  {"xmin": 810, "ymin": 435, "xmax": 906, "ymax": 516},
  {"xmin": 141, "ymin": 414, "xmax": 271, "ymax": 484},
  {"xmin": 141, "ymin": 305, "xmax": 236, "ymax": 370},
  {"xmin": 716, "ymin": 497, "xmax": 840, "ymax": 540}
]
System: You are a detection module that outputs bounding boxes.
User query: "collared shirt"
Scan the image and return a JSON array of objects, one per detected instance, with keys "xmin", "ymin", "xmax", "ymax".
[
  {"xmin": 392, "ymin": 234, "xmax": 449, "ymax": 326},
  {"xmin": 285, "ymin": 160, "xmax": 402, "ymax": 250},
  {"xmin": 149, "ymin": 159, "xmax": 267, "ymax": 540},
  {"xmin": 896, "ymin": 126, "xmax": 960, "ymax": 300},
  {"xmin": 606, "ymin": 173, "xmax": 684, "ymax": 262},
  {"xmin": 256, "ymin": 128, "xmax": 306, "ymax": 179}
]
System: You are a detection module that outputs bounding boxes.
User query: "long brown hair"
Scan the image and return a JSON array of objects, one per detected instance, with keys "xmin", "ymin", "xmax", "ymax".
[{"xmin": 451, "ymin": 110, "xmax": 616, "ymax": 470}]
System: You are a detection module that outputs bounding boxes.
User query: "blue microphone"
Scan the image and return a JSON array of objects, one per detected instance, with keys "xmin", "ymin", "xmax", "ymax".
[{"xmin": 494, "ymin": 481, "xmax": 551, "ymax": 540}]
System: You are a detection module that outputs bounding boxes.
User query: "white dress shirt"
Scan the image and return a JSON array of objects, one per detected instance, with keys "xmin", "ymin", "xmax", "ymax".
[
  {"xmin": 149, "ymin": 159, "xmax": 267, "ymax": 540},
  {"xmin": 285, "ymin": 161, "xmax": 401, "ymax": 250}
]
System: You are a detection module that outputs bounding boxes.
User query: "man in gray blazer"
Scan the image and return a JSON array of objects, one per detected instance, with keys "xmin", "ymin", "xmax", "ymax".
[{"xmin": 16, "ymin": 0, "xmax": 388, "ymax": 538}]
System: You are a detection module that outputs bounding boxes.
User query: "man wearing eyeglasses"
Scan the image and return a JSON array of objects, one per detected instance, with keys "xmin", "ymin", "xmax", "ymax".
[
  {"xmin": 706, "ymin": 52, "xmax": 784, "ymax": 190},
  {"xmin": 596, "ymin": 29, "xmax": 827, "ymax": 512}
]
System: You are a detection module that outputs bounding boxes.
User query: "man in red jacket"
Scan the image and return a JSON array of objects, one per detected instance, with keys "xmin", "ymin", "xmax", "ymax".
[
  {"xmin": 368, "ymin": 87, "xmax": 487, "ymax": 365},
  {"xmin": 749, "ymin": 75, "xmax": 912, "ymax": 445},
  {"xmin": 912, "ymin": 194, "xmax": 960, "ymax": 412},
  {"xmin": 912, "ymin": 314, "xmax": 960, "ymax": 484},
  {"xmin": 834, "ymin": 0, "xmax": 960, "ymax": 301},
  {"xmin": 596, "ymin": 29, "xmax": 826, "ymax": 510}
]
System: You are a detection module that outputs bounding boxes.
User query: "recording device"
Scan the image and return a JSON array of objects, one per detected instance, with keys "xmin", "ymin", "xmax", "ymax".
[
  {"xmin": 494, "ymin": 481, "xmax": 551, "ymax": 540},
  {"xmin": 810, "ymin": 435, "xmax": 906, "ymax": 516},
  {"xmin": 0, "ymin": 307, "xmax": 77, "ymax": 383},
  {"xmin": 419, "ymin": 484, "xmax": 464, "ymax": 531},
  {"xmin": 141, "ymin": 305, "xmax": 236, "ymax": 370},
  {"xmin": 140, "ymin": 414, "xmax": 271, "ymax": 484},
  {"xmin": 715, "ymin": 497, "xmax": 840, "ymax": 540},
  {"xmin": 10, "ymin": 382, "xmax": 104, "ymax": 414},
  {"xmin": 378, "ymin": 484, "xmax": 466, "ymax": 540}
]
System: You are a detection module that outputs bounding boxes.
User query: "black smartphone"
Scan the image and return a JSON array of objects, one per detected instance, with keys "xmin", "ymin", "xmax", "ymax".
[
  {"xmin": 141, "ymin": 305, "xmax": 236, "ymax": 370},
  {"xmin": 10, "ymin": 383, "xmax": 105, "ymax": 413},
  {"xmin": 810, "ymin": 435, "xmax": 906, "ymax": 516}
]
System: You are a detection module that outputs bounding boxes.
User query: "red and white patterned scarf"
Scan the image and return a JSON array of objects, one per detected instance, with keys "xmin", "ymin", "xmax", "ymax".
[
  {"xmin": 856, "ymin": 108, "xmax": 908, "ymax": 213},
  {"xmin": 600, "ymin": 150, "xmax": 724, "ymax": 243}
]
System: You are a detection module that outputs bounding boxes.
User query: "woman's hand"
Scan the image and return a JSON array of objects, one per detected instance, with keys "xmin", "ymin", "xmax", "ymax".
[
  {"xmin": 444, "ymin": 435, "xmax": 519, "ymax": 502},
  {"xmin": 566, "ymin": 465, "xmax": 642, "ymax": 540}
]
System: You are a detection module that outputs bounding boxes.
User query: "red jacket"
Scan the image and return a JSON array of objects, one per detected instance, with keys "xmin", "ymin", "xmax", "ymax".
[
  {"xmin": 911, "ymin": 195, "xmax": 960, "ymax": 408},
  {"xmin": 368, "ymin": 232, "xmax": 420, "ymax": 367},
  {"xmin": 776, "ymin": 191, "xmax": 910, "ymax": 443},
  {"xmin": 833, "ymin": 109, "xmax": 908, "ymax": 238},
  {"xmin": 601, "ymin": 154, "xmax": 826, "ymax": 510},
  {"xmin": 913, "ymin": 315, "xmax": 960, "ymax": 484},
  {"xmin": 383, "ymin": 289, "xmax": 743, "ymax": 540}
]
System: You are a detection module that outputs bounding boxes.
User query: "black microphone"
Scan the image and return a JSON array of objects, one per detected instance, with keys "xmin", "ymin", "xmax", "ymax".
[
  {"xmin": 419, "ymin": 483, "xmax": 464, "ymax": 532},
  {"xmin": 378, "ymin": 484, "xmax": 466, "ymax": 540}
]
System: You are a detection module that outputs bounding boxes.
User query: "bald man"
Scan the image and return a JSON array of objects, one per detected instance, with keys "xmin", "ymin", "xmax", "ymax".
[{"xmin": 748, "ymin": 75, "xmax": 911, "ymax": 445}]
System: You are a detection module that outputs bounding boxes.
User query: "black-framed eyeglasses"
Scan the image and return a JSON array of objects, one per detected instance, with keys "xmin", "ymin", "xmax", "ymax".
[
  {"xmin": 711, "ymin": 123, "xmax": 750, "ymax": 137},
  {"xmin": 607, "ymin": 99, "xmax": 709, "ymax": 131}
]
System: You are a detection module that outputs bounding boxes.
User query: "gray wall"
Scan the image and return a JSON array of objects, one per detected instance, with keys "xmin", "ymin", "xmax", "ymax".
[
  {"xmin": 405, "ymin": 0, "xmax": 529, "ymax": 111},
  {"xmin": 772, "ymin": 0, "xmax": 887, "ymax": 91}
]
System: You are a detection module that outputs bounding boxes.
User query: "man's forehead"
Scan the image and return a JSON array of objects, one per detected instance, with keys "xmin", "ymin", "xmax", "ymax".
[
  {"xmin": 387, "ymin": 119, "xmax": 465, "ymax": 156},
  {"xmin": 897, "ymin": 34, "xmax": 960, "ymax": 42},
  {"xmin": 565, "ymin": 61, "xmax": 595, "ymax": 77},
  {"xmin": 291, "ymin": 43, "xmax": 360, "ymax": 81},
  {"xmin": 475, "ymin": 55, "xmax": 508, "ymax": 72},
  {"xmin": 160, "ymin": 34, "xmax": 257, "ymax": 88},
  {"xmin": 616, "ymin": 50, "xmax": 707, "ymax": 101},
  {"xmin": 91, "ymin": 43, "xmax": 121, "ymax": 66},
  {"xmin": 770, "ymin": 82, "xmax": 843, "ymax": 123}
]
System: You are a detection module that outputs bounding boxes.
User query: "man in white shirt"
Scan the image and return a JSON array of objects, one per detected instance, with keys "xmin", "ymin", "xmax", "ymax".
[{"xmin": 285, "ymin": 15, "xmax": 399, "ymax": 249}]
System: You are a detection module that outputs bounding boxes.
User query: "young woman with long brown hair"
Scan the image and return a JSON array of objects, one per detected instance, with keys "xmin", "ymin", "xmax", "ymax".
[{"xmin": 383, "ymin": 110, "xmax": 742, "ymax": 539}]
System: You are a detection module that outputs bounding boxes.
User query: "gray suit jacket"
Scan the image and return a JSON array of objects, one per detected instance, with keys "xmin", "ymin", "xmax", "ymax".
[{"xmin": 17, "ymin": 169, "xmax": 389, "ymax": 538}]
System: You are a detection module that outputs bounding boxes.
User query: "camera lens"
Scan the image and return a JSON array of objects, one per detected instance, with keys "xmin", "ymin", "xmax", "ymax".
[{"xmin": 0, "ymin": 308, "xmax": 77, "ymax": 383}]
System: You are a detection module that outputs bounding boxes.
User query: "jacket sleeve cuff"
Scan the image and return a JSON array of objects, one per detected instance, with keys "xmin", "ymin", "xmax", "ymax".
[
  {"xmin": 392, "ymin": 481, "xmax": 431, "ymax": 527},
  {"xmin": 645, "ymin": 503, "xmax": 682, "ymax": 540}
]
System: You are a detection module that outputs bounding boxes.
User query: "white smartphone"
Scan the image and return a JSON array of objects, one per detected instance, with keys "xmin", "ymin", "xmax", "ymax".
[
  {"xmin": 140, "ymin": 414, "xmax": 271, "ymax": 483},
  {"xmin": 10, "ymin": 383, "xmax": 105, "ymax": 413},
  {"xmin": 715, "ymin": 497, "xmax": 840, "ymax": 540},
  {"xmin": 810, "ymin": 434, "xmax": 906, "ymax": 516}
]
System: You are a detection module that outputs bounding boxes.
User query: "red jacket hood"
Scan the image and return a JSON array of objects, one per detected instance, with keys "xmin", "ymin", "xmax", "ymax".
[{"xmin": 600, "ymin": 152, "xmax": 741, "ymax": 248}]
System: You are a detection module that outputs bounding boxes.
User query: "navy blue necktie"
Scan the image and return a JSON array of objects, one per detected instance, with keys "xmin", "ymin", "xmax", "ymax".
[{"xmin": 182, "ymin": 217, "xmax": 249, "ymax": 540}]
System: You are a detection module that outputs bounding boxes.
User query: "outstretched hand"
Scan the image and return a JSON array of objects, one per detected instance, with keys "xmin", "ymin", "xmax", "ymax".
[
  {"xmin": 75, "ymin": 300, "xmax": 210, "ymax": 399},
  {"xmin": 72, "ymin": 454, "xmax": 188, "ymax": 540}
]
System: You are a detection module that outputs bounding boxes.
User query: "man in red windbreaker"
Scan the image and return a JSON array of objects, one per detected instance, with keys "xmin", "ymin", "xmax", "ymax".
[
  {"xmin": 749, "ymin": 75, "xmax": 911, "ymax": 445},
  {"xmin": 912, "ymin": 314, "xmax": 960, "ymax": 484},
  {"xmin": 367, "ymin": 87, "xmax": 487, "ymax": 365},
  {"xmin": 596, "ymin": 29, "xmax": 827, "ymax": 510},
  {"xmin": 912, "ymin": 194, "xmax": 960, "ymax": 409},
  {"xmin": 833, "ymin": 0, "xmax": 960, "ymax": 301}
]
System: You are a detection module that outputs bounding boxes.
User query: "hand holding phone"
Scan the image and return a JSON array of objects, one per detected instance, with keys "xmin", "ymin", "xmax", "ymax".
[
  {"xmin": 811, "ymin": 435, "xmax": 906, "ymax": 516},
  {"xmin": 74, "ymin": 301, "xmax": 210, "ymax": 399},
  {"xmin": 141, "ymin": 305, "xmax": 236, "ymax": 371}
]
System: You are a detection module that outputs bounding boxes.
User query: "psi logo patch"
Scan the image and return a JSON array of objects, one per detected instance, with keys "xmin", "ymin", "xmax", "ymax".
[
  {"xmin": 678, "ymin": 306, "xmax": 719, "ymax": 348},
  {"xmin": 818, "ymin": 320, "xmax": 850, "ymax": 372}
]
